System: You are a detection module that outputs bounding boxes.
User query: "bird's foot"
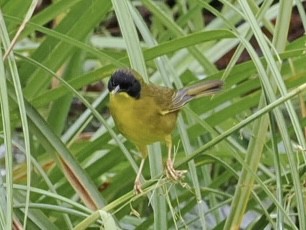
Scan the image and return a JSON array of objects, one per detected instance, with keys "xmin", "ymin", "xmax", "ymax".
[
  {"xmin": 134, "ymin": 179, "xmax": 143, "ymax": 194},
  {"xmin": 166, "ymin": 158, "xmax": 187, "ymax": 181}
]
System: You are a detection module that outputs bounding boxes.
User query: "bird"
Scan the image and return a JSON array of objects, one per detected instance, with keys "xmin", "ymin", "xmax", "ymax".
[{"xmin": 108, "ymin": 69, "xmax": 223, "ymax": 193}]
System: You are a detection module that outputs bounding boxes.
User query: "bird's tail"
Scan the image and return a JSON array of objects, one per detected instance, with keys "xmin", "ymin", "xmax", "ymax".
[{"xmin": 169, "ymin": 80, "xmax": 223, "ymax": 112}]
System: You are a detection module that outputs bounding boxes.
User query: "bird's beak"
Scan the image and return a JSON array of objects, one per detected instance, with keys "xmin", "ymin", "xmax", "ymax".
[{"xmin": 111, "ymin": 85, "xmax": 120, "ymax": 94}]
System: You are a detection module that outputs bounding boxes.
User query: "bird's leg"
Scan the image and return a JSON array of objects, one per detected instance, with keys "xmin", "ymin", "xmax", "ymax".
[
  {"xmin": 134, "ymin": 158, "xmax": 145, "ymax": 194},
  {"xmin": 134, "ymin": 145, "xmax": 148, "ymax": 194},
  {"xmin": 165, "ymin": 137, "xmax": 187, "ymax": 180}
]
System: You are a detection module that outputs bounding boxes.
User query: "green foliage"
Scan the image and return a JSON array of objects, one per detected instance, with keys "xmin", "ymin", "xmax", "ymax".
[{"xmin": 0, "ymin": 0, "xmax": 305, "ymax": 229}]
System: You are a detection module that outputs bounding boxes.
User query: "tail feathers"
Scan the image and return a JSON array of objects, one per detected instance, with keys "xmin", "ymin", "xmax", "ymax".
[
  {"xmin": 184, "ymin": 80, "xmax": 223, "ymax": 98},
  {"xmin": 169, "ymin": 80, "xmax": 223, "ymax": 112}
]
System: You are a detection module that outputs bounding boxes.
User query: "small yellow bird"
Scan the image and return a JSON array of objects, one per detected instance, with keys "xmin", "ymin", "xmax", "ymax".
[{"xmin": 108, "ymin": 69, "xmax": 223, "ymax": 193}]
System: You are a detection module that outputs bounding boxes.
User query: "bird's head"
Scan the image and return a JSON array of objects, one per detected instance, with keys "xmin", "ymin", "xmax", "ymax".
[{"xmin": 108, "ymin": 69, "xmax": 141, "ymax": 99}]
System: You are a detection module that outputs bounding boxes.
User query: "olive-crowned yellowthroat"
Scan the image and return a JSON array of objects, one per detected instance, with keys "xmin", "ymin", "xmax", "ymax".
[{"xmin": 108, "ymin": 69, "xmax": 223, "ymax": 193}]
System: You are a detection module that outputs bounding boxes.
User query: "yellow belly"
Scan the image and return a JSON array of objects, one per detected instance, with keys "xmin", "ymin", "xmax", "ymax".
[{"xmin": 109, "ymin": 92, "xmax": 178, "ymax": 146}]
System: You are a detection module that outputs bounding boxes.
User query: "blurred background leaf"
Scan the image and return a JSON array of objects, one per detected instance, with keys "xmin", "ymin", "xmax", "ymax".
[{"xmin": 0, "ymin": 0, "xmax": 305, "ymax": 229}]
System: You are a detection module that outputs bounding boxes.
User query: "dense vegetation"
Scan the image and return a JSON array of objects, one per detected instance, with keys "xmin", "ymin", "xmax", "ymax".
[{"xmin": 0, "ymin": 0, "xmax": 305, "ymax": 229}]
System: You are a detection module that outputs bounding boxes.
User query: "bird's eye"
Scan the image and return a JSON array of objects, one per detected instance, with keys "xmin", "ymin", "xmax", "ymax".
[
  {"xmin": 111, "ymin": 79, "xmax": 116, "ymax": 87},
  {"xmin": 108, "ymin": 77, "xmax": 117, "ymax": 92}
]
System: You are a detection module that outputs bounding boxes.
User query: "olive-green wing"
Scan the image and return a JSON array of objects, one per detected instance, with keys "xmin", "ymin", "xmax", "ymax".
[{"xmin": 141, "ymin": 83, "xmax": 175, "ymax": 115}]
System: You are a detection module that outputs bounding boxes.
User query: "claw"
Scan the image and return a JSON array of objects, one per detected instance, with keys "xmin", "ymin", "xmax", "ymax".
[
  {"xmin": 166, "ymin": 158, "xmax": 187, "ymax": 181},
  {"xmin": 133, "ymin": 158, "xmax": 146, "ymax": 194},
  {"xmin": 134, "ymin": 179, "xmax": 143, "ymax": 194}
]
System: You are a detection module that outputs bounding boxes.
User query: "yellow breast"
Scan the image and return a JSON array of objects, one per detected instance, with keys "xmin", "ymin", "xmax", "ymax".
[{"xmin": 109, "ymin": 92, "xmax": 178, "ymax": 146}]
